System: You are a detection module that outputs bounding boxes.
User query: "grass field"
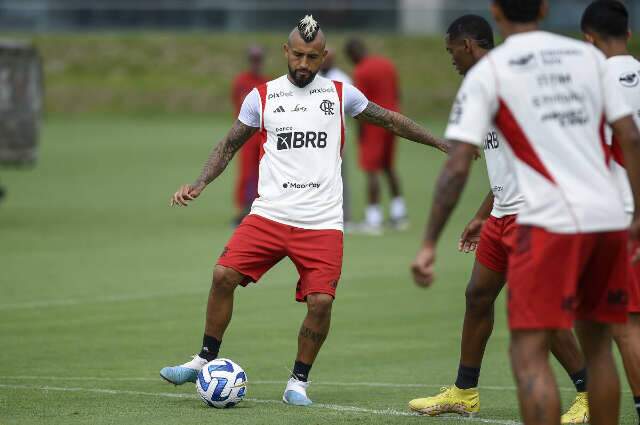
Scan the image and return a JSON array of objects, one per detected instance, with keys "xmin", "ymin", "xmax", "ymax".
[{"xmin": 1, "ymin": 115, "xmax": 638, "ymax": 424}]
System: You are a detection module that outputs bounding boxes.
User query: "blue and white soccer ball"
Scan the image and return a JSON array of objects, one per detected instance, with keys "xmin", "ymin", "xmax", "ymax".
[{"xmin": 196, "ymin": 358, "xmax": 247, "ymax": 408}]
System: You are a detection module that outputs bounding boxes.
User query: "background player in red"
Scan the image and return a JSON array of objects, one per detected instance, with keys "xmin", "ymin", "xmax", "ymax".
[
  {"xmin": 582, "ymin": 1, "xmax": 640, "ymax": 423},
  {"xmin": 320, "ymin": 47, "xmax": 354, "ymax": 228},
  {"xmin": 231, "ymin": 45, "xmax": 269, "ymax": 225},
  {"xmin": 345, "ymin": 38, "xmax": 407, "ymax": 234}
]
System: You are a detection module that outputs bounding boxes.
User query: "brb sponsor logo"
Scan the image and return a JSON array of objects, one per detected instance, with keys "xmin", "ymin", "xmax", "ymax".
[
  {"xmin": 484, "ymin": 131, "xmax": 499, "ymax": 150},
  {"xmin": 277, "ymin": 131, "xmax": 328, "ymax": 150}
]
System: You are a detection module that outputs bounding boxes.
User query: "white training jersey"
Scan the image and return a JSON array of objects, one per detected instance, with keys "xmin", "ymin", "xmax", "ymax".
[
  {"xmin": 606, "ymin": 55, "xmax": 640, "ymax": 216},
  {"xmin": 445, "ymin": 31, "xmax": 632, "ymax": 234},
  {"xmin": 483, "ymin": 128, "xmax": 524, "ymax": 218},
  {"xmin": 238, "ymin": 74, "xmax": 368, "ymax": 231}
]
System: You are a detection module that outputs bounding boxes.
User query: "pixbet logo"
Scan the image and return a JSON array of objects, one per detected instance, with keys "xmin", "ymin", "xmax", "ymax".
[
  {"xmin": 277, "ymin": 131, "xmax": 328, "ymax": 150},
  {"xmin": 310, "ymin": 87, "xmax": 335, "ymax": 95},
  {"xmin": 267, "ymin": 90, "xmax": 293, "ymax": 100}
]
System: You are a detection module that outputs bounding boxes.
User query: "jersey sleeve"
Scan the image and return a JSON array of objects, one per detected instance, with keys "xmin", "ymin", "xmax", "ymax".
[
  {"xmin": 237, "ymin": 88, "xmax": 261, "ymax": 128},
  {"xmin": 599, "ymin": 49, "xmax": 633, "ymax": 123},
  {"xmin": 343, "ymin": 83, "xmax": 369, "ymax": 117},
  {"xmin": 444, "ymin": 58, "xmax": 498, "ymax": 147}
]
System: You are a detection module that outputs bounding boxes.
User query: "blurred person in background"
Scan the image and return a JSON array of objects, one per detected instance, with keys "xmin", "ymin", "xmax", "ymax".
[
  {"xmin": 345, "ymin": 37, "xmax": 406, "ymax": 234},
  {"xmin": 231, "ymin": 45, "xmax": 269, "ymax": 225},
  {"xmin": 320, "ymin": 47, "xmax": 354, "ymax": 229},
  {"xmin": 582, "ymin": 1, "xmax": 640, "ymax": 423}
]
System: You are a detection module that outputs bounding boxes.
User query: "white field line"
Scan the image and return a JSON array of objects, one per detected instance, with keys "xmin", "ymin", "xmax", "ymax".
[
  {"xmin": 0, "ymin": 289, "xmax": 206, "ymax": 311},
  {"xmin": 0, "ymin": 270, "xmax": 386, "ymax": 311},
  {"xmin": 0, "ymin": 383, "xmax": 521, "ymax": 424},
  {"xmin": 0, "ymin": 375, "xmax": 585, "ymax": 393}
]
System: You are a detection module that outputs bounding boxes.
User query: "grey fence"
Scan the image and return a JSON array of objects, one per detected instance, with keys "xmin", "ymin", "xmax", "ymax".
[{"xmin": 0, "ymin": 0, "xmax": 638, "ymax": 33}]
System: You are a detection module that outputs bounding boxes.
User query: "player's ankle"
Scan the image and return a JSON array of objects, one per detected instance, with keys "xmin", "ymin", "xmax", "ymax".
[
  {"xmin": 199, "ymin": 334, "xmax": 221, "ymax": 361},
  {"xmin": 455, "ymin": 364, "xmax": 480, "ymax": 389},
  {"xmin": 291, "ymin": 360, "xmax": 312, "ymax": 382}
]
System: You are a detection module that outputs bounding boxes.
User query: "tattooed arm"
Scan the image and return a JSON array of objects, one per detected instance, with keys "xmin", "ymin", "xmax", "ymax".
[
  {"xmin": 411, "ymin": 141, "xmax": 477, "ymax": 287},
  {"xmin": 170, "ymin": 120, "xmax": 258, "ymax": 207},
  {"xmin": 354, "ymin": 101, "xmax": 449, "ymax": 154}
]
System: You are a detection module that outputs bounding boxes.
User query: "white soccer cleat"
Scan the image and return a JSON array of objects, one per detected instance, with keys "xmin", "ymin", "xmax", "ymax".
[
  {"xmin": 159, "ymin": 355, "xmax": 208, "ymax": 385},
  {"xmin": 282, "ymin": 376, "xmax": 312, "ymax": 406}
]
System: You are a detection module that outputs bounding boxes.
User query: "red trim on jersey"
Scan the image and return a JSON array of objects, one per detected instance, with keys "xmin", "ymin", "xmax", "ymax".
[
  {"xmin": 333, "ymin": 80, "xmax": 345, "ymax": 155},
  {"xmin": 256, "ymin": 83, "xmax": 268, "ymax": 161},
  {"xmin": 611, "ymin": 134, "xmax": 625, "ymax": 167},
  {"xmin": 496, "ymin": 98, "xmax": 556, "ymax": 184},
  {"xmin": 600, "ymin": 115, "xmax": 613, "ymax": 165}
]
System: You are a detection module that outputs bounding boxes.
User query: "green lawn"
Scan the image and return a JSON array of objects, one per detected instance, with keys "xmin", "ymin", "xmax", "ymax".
[{"xmin": 0, "ymin": 116, "xmax": 637, "ymax": 424}]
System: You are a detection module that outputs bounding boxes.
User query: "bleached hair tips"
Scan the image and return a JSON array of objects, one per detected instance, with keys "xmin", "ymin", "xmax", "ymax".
[{"xmin": 298, "ymin": 15, "xmax": 320, "ymax": 42}]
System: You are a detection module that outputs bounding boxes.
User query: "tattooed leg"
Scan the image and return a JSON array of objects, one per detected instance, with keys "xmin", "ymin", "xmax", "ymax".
[
  {"xmin": 510, "ymin": 329, "xmax": 561, "ymax": 425},
  {"xmin": 296, "ymin": 293, "xmax": 333, "ymax": 365}
]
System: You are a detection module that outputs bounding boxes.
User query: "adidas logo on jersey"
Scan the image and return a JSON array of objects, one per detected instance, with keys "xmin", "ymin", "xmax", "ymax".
[
  {"xmin": 273, "ymin": 106, "xmax": 286, "ymax": 113},
  {"xmin": 277, "ymin": 131, "xmax": 327, "ymax": 150}
]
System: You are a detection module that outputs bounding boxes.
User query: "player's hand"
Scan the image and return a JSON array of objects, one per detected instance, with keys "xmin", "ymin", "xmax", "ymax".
[
  {"xmin": 458, "ymin": 217, "xmax": 485, "ymax": 253},
  {"xmin": 411, "ymin": 244, "xmax": 436, "ymax": 288},
  {"xmin": 169, "ymin": 180, "xmax": 206, "ymax": 207},
  {"xmin": 630, "ymin": 217, "xmax": 640, "ymax": 262}
]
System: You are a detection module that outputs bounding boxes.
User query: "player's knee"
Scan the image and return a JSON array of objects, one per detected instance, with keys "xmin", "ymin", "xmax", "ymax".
[
  {"xmin": 465, "ymin": 282, "xmax": 495, "ymax": 315},
  {"xmin": 611, "ymin": 322, "xmax": 631, "ymax": 344},
  {"xmin": 212, "ymin": 266, "xmax": 240, "ymax": 294},
  {"xmin": 306, "ymin": 293, "xmax": 333, "ymax": 318}
]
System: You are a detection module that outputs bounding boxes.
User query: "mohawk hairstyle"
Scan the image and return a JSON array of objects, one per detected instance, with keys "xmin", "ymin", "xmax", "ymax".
[{"xmin": 298, "ymin": 15, "xmax": 320, "ymax": 42}]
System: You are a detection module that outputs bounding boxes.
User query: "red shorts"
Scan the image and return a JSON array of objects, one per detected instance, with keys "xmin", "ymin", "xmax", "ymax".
[
  {"xmin": 628, "ymin": 240, "xmax": 640, "ymax": 313},
  {"xmin": 217, "ymin": 214, "xmax": 343, "ymax": 302},
  {"xmin": 476, "ymin": 214, "xmax": 518, "ymax": 274},
  {"xmin": 358, "ymin": 124, "xmax": 396, "ymax": 172},
  {"xmin": 507, "ymin": 225, "xmax": 630, "ymax": 329}
]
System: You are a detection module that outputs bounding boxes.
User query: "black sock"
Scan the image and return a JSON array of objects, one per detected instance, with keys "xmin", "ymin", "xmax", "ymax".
[
  {"xmin": 569, "ymin": 368, "xmax": 587, "ymax": 393},
  {"xmin": 634, "ymin": 395, "xmax": 640, "ymax": 423},
  {"xmin": 292, "ymin": 361, "xmax": 312, "ymax": 382},
  {"xmin": 455, "ymin": 364, "xmax": 480, "ymax": 389},
  {"xmin": 199, "ymin": 335, "xmax": 221, "ymax": 361}
]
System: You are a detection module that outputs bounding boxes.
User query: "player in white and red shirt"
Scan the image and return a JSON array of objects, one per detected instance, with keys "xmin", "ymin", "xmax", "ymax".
[
  {"xmin": 160, "ymin": 16, "xmax": 448, "ymax": 406},
  {"xmin": 582, "ymin": 1, "xmax": 640, "ymax": 423},
  {"xmin": 408, "ymin": 15, "xmax": 589, "ymax": 423},
  {"xmin": 411, "ymin": 1, "xmax": 640, "ymax": 425}
]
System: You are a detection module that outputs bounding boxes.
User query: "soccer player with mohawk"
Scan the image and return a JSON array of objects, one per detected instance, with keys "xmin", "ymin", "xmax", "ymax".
[{"xmin": 161, "ymin": 15, "xmax": 448, "ymax": 406}]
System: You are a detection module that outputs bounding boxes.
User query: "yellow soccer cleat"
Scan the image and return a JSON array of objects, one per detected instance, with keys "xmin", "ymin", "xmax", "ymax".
[
  {"xmin": 561, "ymin": 392, "xmax": 589, "ymax": 424},
  {"xmin": 408, "ymin": 385, "xmax": 480, "ymax": 416}
]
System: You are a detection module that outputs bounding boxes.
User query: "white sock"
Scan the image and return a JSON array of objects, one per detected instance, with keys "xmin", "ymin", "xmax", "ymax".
[
  {"xmin": 365, "ymin": 204, "xmax": 383, "ymax": 227},
  {"xmin": 390, "ymin": 197, "xmax": 406, "ymax": 220}
]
